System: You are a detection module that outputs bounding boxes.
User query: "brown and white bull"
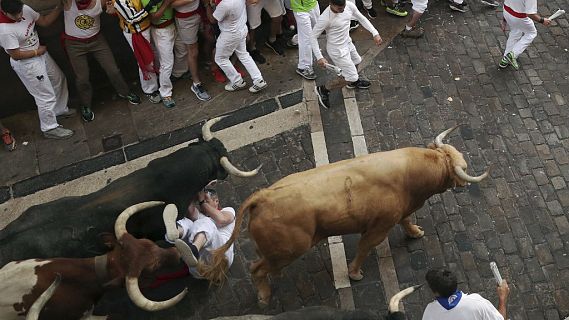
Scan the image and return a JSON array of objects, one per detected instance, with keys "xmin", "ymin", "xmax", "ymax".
[
  {"xmin": 0, "ymin": 201, "xmax": 195, "ymax": 320},
  {"xmin": 200, "ymin": 126, "xmax": 489, "ymax": 305}
]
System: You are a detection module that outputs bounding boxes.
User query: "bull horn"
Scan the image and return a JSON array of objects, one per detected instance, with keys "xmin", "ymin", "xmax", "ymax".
[
  {"xmin": 26, "ymin": 274, "xmax": 62, "ymax": 320},
  {"xmin": 454, "ymin": 166, "xmax": 490, "ymax": 183},
  {"xmin": 115, "ymin": 201, "xmax": 165, "ymax": 240},
  {"xmin": 220, "ymin": 157, "xmax": 262, "ymax": 177},
  {"xmin": 126, "ymin": 276, "xmax": 187, "ymax": 311},
  {"xmin": 434, "ymin": 125, "xmax": 461, "ymax": 148},
  {"xmin": 388, "ymin": 284, "xmax": 423, "ymax": 313},
  {"xmin": 202, "ymin": 116, "xmax": 227, "ymax": 141}
]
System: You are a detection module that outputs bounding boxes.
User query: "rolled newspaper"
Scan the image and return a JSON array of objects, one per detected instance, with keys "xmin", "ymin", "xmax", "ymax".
[
  {"xmin": 548, "ymin": 9, "xmax": 566, "ymax": 20},
  {"xmin": 490, "ymin": 262, "xmax": 503, "ymax": 285},
  {"xmin": 324, "ymin": 63, "xmax": 342, "ymax": 77}
]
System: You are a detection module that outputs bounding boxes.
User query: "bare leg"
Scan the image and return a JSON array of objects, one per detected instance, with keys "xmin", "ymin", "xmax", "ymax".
[
  {"xmin": 270, "ymin": 16, "xmax": 283, "ymax": 40},
  {"xmin": 400, "ymin": 216, "xmax": 424, "ymax": 238},
  {"xmin": 407, "ymin": 10, "xmax": 422, "ymax": 28},
  {"xmin": 187, "ymin": 43, "xmax": 201, "ymax": 84},
  {"xmin": 192, "ymin": 232, "xmax": 207, "ymax": 250}
]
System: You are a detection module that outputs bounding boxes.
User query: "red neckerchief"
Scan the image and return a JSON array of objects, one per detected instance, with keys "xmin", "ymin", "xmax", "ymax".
[
  {"xmin": 0, "ymin": 11, "xmax": 17, "ymax": 23},
  {"xmin": 76, "ymin": 0, "xmax": 93, "ymax": 10},
  {"xmin": 214, "ymin": 0, "xmax": 222, "ymax": 6}
]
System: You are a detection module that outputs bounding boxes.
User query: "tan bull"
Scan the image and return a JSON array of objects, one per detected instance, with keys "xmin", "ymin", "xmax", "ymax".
[{"xmin": 200, "ymin": 126, "xmax": 489, "ymax": 306}]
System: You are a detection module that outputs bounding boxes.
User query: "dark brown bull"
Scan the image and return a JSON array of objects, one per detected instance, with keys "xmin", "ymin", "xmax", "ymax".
[
  {"xmin": 0, "ymin": 202, "xmax": 195, "ymax": 320},
  {"xmin": 200, "ymin": 126, "xmax": 489, "ymax": 305}
]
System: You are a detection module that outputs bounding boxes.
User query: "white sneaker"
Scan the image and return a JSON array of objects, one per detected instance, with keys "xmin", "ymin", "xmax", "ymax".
[
  {"xmin": 249, "ymin": 79, "xmax": 268, "ymax": 93},
  {"xmin": 43, "ymin": 126, "xmax": 74, "ymax": 139},
  {"xmin": 224, "ymin": 80, "xmax": 247, "ymax": 92}
]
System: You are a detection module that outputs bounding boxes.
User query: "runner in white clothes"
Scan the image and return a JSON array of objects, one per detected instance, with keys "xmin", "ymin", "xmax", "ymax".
[
  {"xmin": 311, "ymin": 0, "xmax": 382, "ymax": 109},
  {"xmin": 499, "ymin": 0, "xmax": 551, "ymax": 70},
  {"xmin": 0, "ymin": 0, "xmax": 75, "ymax": 139},
  {"xmin": 212, "ymin": 0, "xmax": 268, "ymax": 93}
]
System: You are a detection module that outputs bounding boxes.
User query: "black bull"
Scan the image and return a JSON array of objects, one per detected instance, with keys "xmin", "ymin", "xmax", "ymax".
[{"xmin": 0, "ymin": 138, "xmax": 232, "ymax": 265}]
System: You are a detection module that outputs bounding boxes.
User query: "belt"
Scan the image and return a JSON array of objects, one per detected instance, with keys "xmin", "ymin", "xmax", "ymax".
[
  {"xmin": 175, "ymin": 8, "xmax": 200, "ymax": 19},
  {"xmin": 504, "ymin": 5, "xmax": 527, "ymax": 18},
  {"xmin": 62, "ymin": 32, "xmax": 100, "ymax": 43},
  {"xmin": 153, "ymin": 19, "xmax": 174, "ymax": 28}
]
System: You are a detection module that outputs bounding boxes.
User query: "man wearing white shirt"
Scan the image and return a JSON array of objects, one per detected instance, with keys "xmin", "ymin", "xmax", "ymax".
[
  {"xmin": 213, "ymin": 0, "xmax": 267, "ymax": 93},
  {"xmin": 311, "ymin": 0, "xmax": 382, "ymax": 109},
  {"xmin": 499, "ymin": 0, "xmax": 550, "ymax": 70},
  {"xmin": 0, "ymin": 0, "xmax": 75, "ymax": 139},
  {"xmin": 422, "ymin": 268, "xmax": 510, "ymax": 320},
  {"xmin": 165, "ymin": 189, "xmax": 236, "ymax": 279}
]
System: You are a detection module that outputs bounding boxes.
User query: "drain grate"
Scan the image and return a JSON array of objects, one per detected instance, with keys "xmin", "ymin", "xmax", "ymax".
[{"xmin": 102, "ymin": 134, "xmax": 123, "ymax": 152}]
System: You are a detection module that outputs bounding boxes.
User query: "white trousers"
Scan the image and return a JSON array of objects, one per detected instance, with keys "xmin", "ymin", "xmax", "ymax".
[
  {"xmin": 172, "ymin": 216, "xmax": 234, "ymax": 278},
  {"xmin": 172, "ymin": 34, "xmax": 189, "ymax": 77},
  {"xmin": 411, "ymin": 0, "xmax": 428, "ymax": 13},
  {"xmin": 122, "ymin": 29, "xmax": 159, "ymax": 94},
  {"xmin": 347, "ymin": 0, "xmax": 372, "ymax": 10},
  {"xmin": 10, "ymin": 53, "xmax": 69, "ymax": 132},
  {"xmin": 294, "ymin": 6, "xmax": 320, "ymax": 70},
  {"xmin": 328, "ymin": 41, "xmax": 361, "ymax": 82},
  {"xmin": 215, "ymin": 28, "xmax": 263, "ymax": 85},
  {"xmin": 503, "ymin": 10, "xmax": 537, "ymax": 58},
  {"xmin": 151, "ymin": 24, "xmax": 176, "ymax": 98}
]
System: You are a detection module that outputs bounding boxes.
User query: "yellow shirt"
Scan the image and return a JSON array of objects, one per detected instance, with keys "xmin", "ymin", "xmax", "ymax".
[{"xmin": 112, "ymin": 0, "xmax": 151, "ymax": 33}]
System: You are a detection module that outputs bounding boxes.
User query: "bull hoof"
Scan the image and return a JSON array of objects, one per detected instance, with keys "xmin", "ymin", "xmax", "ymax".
[
  {"xmin": 257, "ymin": 297, "xmax": 270, "ymax": 309},
  {"xmin": 407, "ymin": 226, "xmax": 424, "ymax": 239},
  {"xmin": 349, "ymin": 270, "xmax": 364, "ymax": 281}
]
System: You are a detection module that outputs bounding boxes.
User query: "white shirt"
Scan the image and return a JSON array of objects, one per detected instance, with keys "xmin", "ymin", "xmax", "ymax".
[
  {"xmin": 0, "ymin": 5, "xmax": 40, "ymax": 53},
  {"xmin": 176, "ymin": 0, "xmax": 200, "ymax": 13},
  {"xmin": 422, "ymin": 293, "xmax": 504, "ymax": 320},
  {"xmin": 504, "ymin": 0, "xmax": 538, "ymax": 14},
  {"xmin": 213, "ymin": 0, "xmax": 247, "ymax": 33},
  {"xmin": 64, "ymin": 0, "xmax": 102, "ymax": 38},
  {"xmin": 311, "ymin": 1, "xmax": 378, "ymax": 60}
]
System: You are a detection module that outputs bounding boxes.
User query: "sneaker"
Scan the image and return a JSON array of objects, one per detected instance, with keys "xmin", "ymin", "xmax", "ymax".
[
  {"xmin": 386, "ymin": 3, "xmax": 408, "ymax": 16},
  {"xmin": 265, "ymin": 39, "xmax": 285, "ymax": 55},
  {"xmin": 118, "ymin": 92, "xmax": 142, "ymax": 105},
  {"xmin": 505, "ymin": 52, "xmax": 519, "ymax": 70},
  {"xmin": 349, "ymin": 20, "xmax": 360, "ymax": 31},
  {"xmin": 365, "ymin": 7, "xmax": 378, "ymax": 19},
  {"xmin": 162, "ymin": 96, "xmax": 176, "ymax": 108},
  {"xmin": 249, "ymin": 49, "xmax": 266, "ymax": 64},
  {"xmin": 346, "ymin": 79, "xmax": 371, "ymax": 89},
  {"xmin": 146, "ymin": 90, "xmax": 162, "ymax": 104},
  {"xmin": 56, "ymin": 108, "xmax": 77, "ymax": 119},
  {"xmin": 499, "ymin": 57, "xmax": 509, "ymax": 69},
  {"xmin": 174, "ymin": 239, "xmax": 200, "ymax": 267},
  {"xmin": 212, "ymin": 68, "xmax": 227, "ymax": 83},
  {"xmin": 81, "ymin": 106, "xmax": 95, "ymax": 122},
  {"xmin": 401, "ymin": 26, "xmax": 424, "ymax": 38},
  {"xmin": 1, "ymin": 128, "xmax": 15, "ymax": 151},
  {"xmin": 170, "ymin": 71, "xmax": 191, "ymax": 83},
  {"xmin": 191, "ymin": 83, "xmax": 211, "ymax": 101},
  {"xmin": 286, "ymin": 34, "xmax": 298, "ymax": 48},
  {"xmin": 449, "ymin": 1, "xmax": 468, "ymax": 12},
  {"xmin": 315, "ymin": 86, "xmax": 330, "ymax": 109},
  {"xmin": 225, "ymin": 79, "xmax": 247, "ymax": 92},
  {"xmin": 249, "ymin": 79, "xmax": 268, "ymax": 93},
  {"xmin": 480, "ymin": 0, "xmax": 499, "ymax": 6},
  {"xmin": 296, "ymin": 67, "xmax": 317, "ymax": 80},
  {"xmin": 43, "ymin": 126, "xmax": 74, "ymax": 139}
]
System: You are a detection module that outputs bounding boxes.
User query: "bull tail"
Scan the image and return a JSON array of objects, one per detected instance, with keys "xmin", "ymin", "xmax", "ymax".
[{"xmin": 198, "ymin": 193, "xmax": 257, "ymax": 285}]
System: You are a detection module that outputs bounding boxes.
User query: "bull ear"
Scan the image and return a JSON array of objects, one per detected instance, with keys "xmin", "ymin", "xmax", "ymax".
[{"xmin": 98, "ymin": 232, "xmax": 117, "ymax": 249}]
